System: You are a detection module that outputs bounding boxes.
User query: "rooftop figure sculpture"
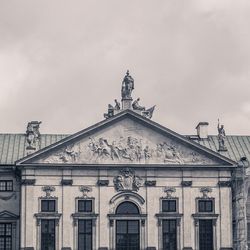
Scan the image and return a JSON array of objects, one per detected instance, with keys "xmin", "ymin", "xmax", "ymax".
[
  {"xmin": 217, "ymin": 119, "xmax": 227, "ymax": 151},
  {"xmin": 121, "ymin": 70, "xmax": 134, "ymax": 99}
]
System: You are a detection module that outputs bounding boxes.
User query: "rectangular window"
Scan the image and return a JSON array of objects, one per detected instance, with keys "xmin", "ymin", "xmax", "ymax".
[
  {"xmin": 0, "ymin": 223, "xmax": 12, "ymax": 250},
  {"xmin": 78, "ymin": 219, "xmax": 92, "ymax": 250},
  {"xmin": 41, "ymin": 200, "xmax": 56, "ymax": 212},
  {"xmin": 162, "ymin": 220, "xmax": 177, "ymax": 250},
  {"xmin": 41, "ymin": 220, "xmax": 55, "ymax": 250},
  {"xmin": 78, "ymin": 200, "xmax": 92, "ymax": 212},
  {"xmin": 162, "ymin": 200, "xmax": 177, "ymax": 212},
  {"xmin": 198, "ymin": 200, "xmax": 213, "ymax": 213},
  {"xmin": 0, "ymin": 181, "xmax": 13, "ymax": 192},
  {"xmin": 199, "ymin": 219, "xmax": 213, "ymax": 250}
]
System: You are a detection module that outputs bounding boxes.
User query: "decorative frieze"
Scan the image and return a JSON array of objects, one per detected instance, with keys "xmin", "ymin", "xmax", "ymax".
[
  {"xmin": 145, "ymin": 180, "xmax": 156, "ymax": 187},
  {"xmin": 97, "ymin": 180, "xmax": 109, "ymax": 186},
  {"xmin": 21, "ymin": 179, "xmax": 36, "ymax": 185},
  {"xmin": 181, "ymin": 181, "xmax": 192, "ymax": 187}
]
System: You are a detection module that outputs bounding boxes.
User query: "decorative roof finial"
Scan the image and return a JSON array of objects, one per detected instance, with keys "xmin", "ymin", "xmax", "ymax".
[{"xmin": 121, "ymin": 70, "xmax": 134, "ymax": 100}]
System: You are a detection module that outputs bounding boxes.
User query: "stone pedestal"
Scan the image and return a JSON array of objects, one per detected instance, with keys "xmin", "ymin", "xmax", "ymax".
[{"xmin": 122, "ymin": 98, "xmax": 132, "ymax": 109}]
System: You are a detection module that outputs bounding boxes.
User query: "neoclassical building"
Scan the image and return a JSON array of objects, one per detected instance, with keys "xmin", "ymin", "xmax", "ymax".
[{"xmin": 0, "ymin": 72, "xmax": 249, "ymax": 250}]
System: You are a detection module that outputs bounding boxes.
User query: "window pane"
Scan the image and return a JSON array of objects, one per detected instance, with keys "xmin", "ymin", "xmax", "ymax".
[
  {"xmin": 5, "ymin": 224, "xmax": 12, "ymax": 236},
  {"xmin": 78, "ymin": 200, "xmax": 92, "ymax": 212},
  {"xmin": 116, "ymin": 221, "xmax": 127, "ymax": 234},
  {"xmin": 85, "ymin": 201, "xmax": 92, "ymax": 212},
  {"xmin": 0, "ymin": 182, "xmax": 6, "ymax": 191},
  {"xmin": 162, "ymin": 200, "xmax": 177, "ymax": 212},
  {"xmin": 128, "ymin": 221, "xmax": 139, "ymax": 234},
  {"xmin": 0, "ymin": 224, "xmax": 4, "ymax": 235},
  {"xmin": 116, "ymin": 202, "xmax": 139, "ymax": 214},
  {"xmin": 198, "ymin": 200, "xmax": 213, "ymax": 213},
  {"xmin": 6, "ymin": 181, "xmax": 13, "ymax": 191},
  {"xmin": 41, "ymin": 200, "xmax": 55, "ymax": 212},
  {"xmin": 48, "ymin": 201, "xmax": 55, "ymax": 212},
  {"xmin": 85, "ymin": 220, "xmax": 92, "ymax": 234}
]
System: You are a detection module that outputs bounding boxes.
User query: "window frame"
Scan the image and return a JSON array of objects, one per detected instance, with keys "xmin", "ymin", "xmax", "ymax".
[
  {"xmin": 41, "ymin": 200, "xmax": 56, "ymax": 213},
  {"xmin": 78, "ymin": 200, "xmax": 93, "ymax": 213},
  {"xmin": 75, "ymin": 197, "xmax": 95, "ymax": 214},
  {"xmin": 39, "ymin": 197, "xmax": 58, "ymax": 213},
  {"xmin": 0, "ymin": 180, "xmax": 13, "ymax": 192},
  {"xmin": 160, "ymin": 198, "xmax": 179, "ymax": 213},
  {"xmin": 196, "ymin": 198, "xmax": 215, "ymax": 214},
  {"xmin": 0, "ymin": 223, "xmax": 12, "ymax": 250}
]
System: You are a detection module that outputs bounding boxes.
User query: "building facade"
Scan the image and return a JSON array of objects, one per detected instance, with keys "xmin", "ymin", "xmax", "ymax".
[{"xmin": 0, "ymin": 72, "xmax": 249, "ymax": 250}]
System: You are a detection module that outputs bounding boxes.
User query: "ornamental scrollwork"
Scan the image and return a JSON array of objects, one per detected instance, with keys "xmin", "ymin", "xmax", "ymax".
[{"xmin": 113, "ymin": 168, "xmax": 143, "ymax": 192}]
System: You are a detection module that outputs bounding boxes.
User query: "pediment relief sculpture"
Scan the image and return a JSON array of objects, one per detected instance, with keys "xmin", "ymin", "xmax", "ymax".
[
  {"xmin": 40, "ymin": 135, "xmax": 215, "ymax": 165},
  {"xmin": 113, "ymin": 168, "xmax": 143, "ymax": 192}
]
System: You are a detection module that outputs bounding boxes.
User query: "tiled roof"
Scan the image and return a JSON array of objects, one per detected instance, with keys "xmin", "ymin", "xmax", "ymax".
[
  {"xmin": 0, "ymin": 133, "xmax": 249, "ymax": 165},
  {"xmin": 0, "ymin": 134, "xmax": 68, "ymax": 165},
  {"xmin": 189, "ymin": 135, "xmax": 250, "ymax": 163}
]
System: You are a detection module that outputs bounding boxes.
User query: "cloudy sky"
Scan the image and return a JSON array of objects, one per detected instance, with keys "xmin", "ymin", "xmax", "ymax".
[{"xmin": 0, "ymin": 0, "xmax": 250, "ymax": 135}]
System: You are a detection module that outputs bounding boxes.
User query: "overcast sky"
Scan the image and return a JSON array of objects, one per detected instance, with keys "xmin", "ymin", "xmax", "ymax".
[{"xmin": 0, "ymin": 0, "xmax": 250, "ymax": 135}]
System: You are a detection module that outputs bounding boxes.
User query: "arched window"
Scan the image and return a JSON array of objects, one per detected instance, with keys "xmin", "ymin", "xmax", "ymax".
[{"xmin": 116, "ymin": 201, "xmax": 139, "ymax": 214}]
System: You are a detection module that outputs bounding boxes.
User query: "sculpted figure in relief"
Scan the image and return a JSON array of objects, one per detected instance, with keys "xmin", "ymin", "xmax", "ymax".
[{"xmin": 114, "ymin": 168, "xmax": 142, "ymax": 192}]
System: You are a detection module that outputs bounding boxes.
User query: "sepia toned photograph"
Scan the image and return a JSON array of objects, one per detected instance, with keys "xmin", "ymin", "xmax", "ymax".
[{"xmin": 0, "ymin": 1, "xmax": 250, "ymax": 249}]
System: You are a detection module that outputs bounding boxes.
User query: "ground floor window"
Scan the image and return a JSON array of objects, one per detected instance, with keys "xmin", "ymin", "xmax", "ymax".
[
  {"xmin": 41, "ymin": 219, "xmax": 55, "ymax": 250},
  {"xmin": 78, "ymin": 219, "xmax": 92, "ymax": 250},
  {"xmin": 116, "ymin": 220, "xmax": 140, "ymax": 250},
  {"xmin": 162, "ymin": 219, "xmax": 177, "ymax": 250},
  {"xmin": 0, "ymin": 223, "xmax": 12, "ymax": 250},
  {"xmin": 199, "ymin": 220, "xmax": 213, "ymax": 250}
]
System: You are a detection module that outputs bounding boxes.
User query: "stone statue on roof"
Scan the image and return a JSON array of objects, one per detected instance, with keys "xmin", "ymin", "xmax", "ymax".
[
  {"xmin": 217, "ymin": 119, "xmax": 227, "ymax": 151},
  {"xmin": 132, "ymin": 98, "xmax": 145, "ymax": 111},
  {"xmin": 121, "ymin": 70, "xmax": 134, "ymax": 99},
  {"xmin": 26, "ymin": 121, "xmax": 42, "ymax": 150}
]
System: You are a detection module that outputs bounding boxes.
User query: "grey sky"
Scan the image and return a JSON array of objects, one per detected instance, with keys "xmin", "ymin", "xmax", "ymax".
[{"xmin": 0, "ymin": 0, "xmax": 250, "ymax": 135}]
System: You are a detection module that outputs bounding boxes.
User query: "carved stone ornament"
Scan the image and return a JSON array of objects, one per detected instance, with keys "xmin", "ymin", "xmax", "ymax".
[
  {"xmin": 113, "ymin": 168, "xmax": 143, "ymax": 192},
  {"xmin": 42, "ymin": 186, "xmax": 55, "ymax": 197},
  {"xmin": 164, "ymin": 187, "xmax": 176, "ymax": 198},
  {"xmin": 79, "ymin": 186, "xmax": 92, "ymax": 198},
  {"xmin": 200, "ymin": 187, "xmax": 212, "ymax": 198}
]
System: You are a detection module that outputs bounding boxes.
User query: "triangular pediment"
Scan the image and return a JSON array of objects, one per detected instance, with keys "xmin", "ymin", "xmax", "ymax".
[
  {"xmin": 17, "ymin": 110, "xmax": 236, "ymax": 166},
  {"xmin": 0, "ymin": 210, "xmax": 19, "ymax": 219}
]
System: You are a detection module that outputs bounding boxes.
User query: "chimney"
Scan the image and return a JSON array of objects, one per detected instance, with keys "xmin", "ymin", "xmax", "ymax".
[{"xmin": 196, "ymin": 122, "xmax": 209, "ymax": 139}]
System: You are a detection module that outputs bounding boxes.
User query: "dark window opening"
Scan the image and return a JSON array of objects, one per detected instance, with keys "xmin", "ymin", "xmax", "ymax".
[
  {"xmin": 0, "ymin": 181, "xmax": 13, "ymax": 192},
  {"xmin": 78, "ymin": 200, "xmax": 92, "ymax": 212},
  {"xmin": 41, "ymin": 220, "xmax": 55, "ymax": 250},
  {"xmin": 0, "ymin": 223, "xmax": 12, "ymax": 250},
  {"xmin": 162, "ymin": 220, "xmax": 177, "ymax": 250},
  {"xmin": 198, "ymin": 200, "xmax": 213, "ymax": 213},
  {"xmin": 199, "ymin": 219, "xmax": 213, "ymax": 250},
  {"xmin": 116, "ymin": 202, "xmax": 139, "ymax": 215},
  {"xmin": 78, "ymin": 219, "xmax": 92, "ymax": 250},
  {"xmin": 116, "ymin": 220, "xmax": 140, "ymax": 250},
  {"xmin": 41, "ymin": 200, "xmax": 56, "ymax": 212},
  {"xmin": 162, "ymin": 200, "xmax": 177, "ymax": 212}
]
